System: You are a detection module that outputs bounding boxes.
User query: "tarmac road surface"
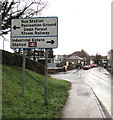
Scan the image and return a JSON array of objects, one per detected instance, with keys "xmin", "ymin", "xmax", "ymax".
[{"xmin": 51, "ymin": 67, "xmax": 112, "ymax": 118}]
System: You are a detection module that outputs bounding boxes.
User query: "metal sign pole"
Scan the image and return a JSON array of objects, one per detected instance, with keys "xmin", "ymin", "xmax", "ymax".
[
  {"xmin": 3, "ymin": 40, "xmax": 4, "ymax": 50},
  {"xmin": 22, "ymin": 49, "xmax": 26, "ymax": 97},
  {"xmin": 44, "ymin": 49, "xmax": 48, "ymax": 105}
]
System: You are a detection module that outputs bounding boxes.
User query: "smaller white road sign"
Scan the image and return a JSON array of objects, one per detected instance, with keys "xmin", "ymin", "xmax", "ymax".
[{"xmin": 11, "ymin": 17, "xmax": 58, "ymax": 49}]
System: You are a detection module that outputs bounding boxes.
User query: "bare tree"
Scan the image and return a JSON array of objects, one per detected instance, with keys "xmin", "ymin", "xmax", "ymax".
[
  {"xmin": 1, "ymin": 0, "xmax": 48, "ymax": 55},
  {"xmin": 1, "ymin": 0, "xmax": 54, "ymax": 61},
  {"xmin": 2, "ymin": 0, "xmax": 48, "ymax": 35}
]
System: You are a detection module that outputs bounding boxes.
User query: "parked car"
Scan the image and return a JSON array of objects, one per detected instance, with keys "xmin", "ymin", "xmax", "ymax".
[
  {"xmin": 83, "ymin": 65, "xmax": 91, "ymax": 70},
  {"xmin": 90, "ymin": 64, "xmax": 97, "ymax": 68}
]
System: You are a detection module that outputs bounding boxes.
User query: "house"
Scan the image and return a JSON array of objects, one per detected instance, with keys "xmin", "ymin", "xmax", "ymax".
[
  {"xmin": 90, "ymin": 55, "xmax": 96, "ymax": 64},
  {"xmin": 54, "ymin": 55, "xmax": 64, "ymax": 64},
  {"xmin": 101, "ymin": 56, "xmax": 107, "ymax": 68},
  {"xmin": 48, "ymin": 54, "xmax": 68, "ymax": 73},
  {"xmin": 54, "ymin": 54, "xmax": 68, "ymax": 67},
  {"xmin": 107, "ymin": 49, "xmax": 113, "ymax": 73},
  {"xmin": 66, "ymin": 49, "xmax": 90, "ymax": 69},
  {"xmin": 66, "ymin": 55, "xmax": 83, "ymax": 69}
]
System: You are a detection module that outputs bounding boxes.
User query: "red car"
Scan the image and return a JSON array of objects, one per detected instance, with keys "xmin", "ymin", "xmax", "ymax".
[
  {"xmin": 83, "ymin": 65, "xmax": 91, "ymax": 70},
  {"xmin": 90, "ymin": 64, "xmax": 97, "ymax": 68}
]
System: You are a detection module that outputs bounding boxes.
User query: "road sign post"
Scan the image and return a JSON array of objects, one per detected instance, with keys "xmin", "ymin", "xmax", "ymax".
[
  {"xmin": 11, "ymin": 17, "xmax": 58, "ymax": 103},
  {"xmin": 22, "ymin": 49, "xmax": 26, "ymax": 97},
  {"xmin": 44, "ymin": 49, "xmax": 48, "ymax": 105}
]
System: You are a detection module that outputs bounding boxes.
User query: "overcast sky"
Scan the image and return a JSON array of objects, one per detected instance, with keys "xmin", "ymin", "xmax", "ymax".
[
  {"xmin": 43, "ymin": 0, "xmax": 111, "ymax": 56},
  {"xmin": 1, "ymin": 0, "xmax": 112, "ymax": 56}
]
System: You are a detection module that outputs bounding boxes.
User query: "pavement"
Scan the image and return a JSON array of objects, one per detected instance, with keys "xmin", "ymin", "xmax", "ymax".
[
  {"xmin": 61, "ymin": 78, "xmax": 105, "ymax": 118},
  {"xmin": 51, "ymin": 70, "xmax": 106, "ymax": 118},
  {"xmin": 98, "ymin": 67, "xmax": 111, "ymax": 76}
]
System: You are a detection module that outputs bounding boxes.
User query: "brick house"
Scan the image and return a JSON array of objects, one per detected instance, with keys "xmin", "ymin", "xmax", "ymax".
[{"xmin": 66, "ymin": 49, "xmax": 90, "ymax": 69}]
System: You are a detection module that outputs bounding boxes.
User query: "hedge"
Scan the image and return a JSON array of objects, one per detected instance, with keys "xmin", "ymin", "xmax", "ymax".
[{"xmin": 2, "ymin": 50, "xmax": 45, "ymax": 74}]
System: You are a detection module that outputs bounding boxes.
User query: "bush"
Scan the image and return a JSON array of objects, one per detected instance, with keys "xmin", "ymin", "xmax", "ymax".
[{"xmin": 2, "ymin": 50, "xmax": 45, "ymax": 74}]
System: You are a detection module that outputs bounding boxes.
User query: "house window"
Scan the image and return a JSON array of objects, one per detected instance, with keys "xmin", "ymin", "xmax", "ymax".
[{"xmin": 78, "ymin": 60, "xmax": 80, "ymax": 63}]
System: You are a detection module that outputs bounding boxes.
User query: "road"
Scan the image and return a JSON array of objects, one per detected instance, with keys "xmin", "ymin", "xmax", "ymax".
[
  {"xmin": 81, "ymin": 67, "xmax": 112, "ymax": 117},
  {"xmin": 51, "ymin": 67, "xmax": 113, "ymax": 118}
]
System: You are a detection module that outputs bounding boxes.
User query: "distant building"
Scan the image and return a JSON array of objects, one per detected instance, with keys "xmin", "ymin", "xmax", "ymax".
[
  {"xmin": 101, "ymin": 56, "xmax": 107, "ymax": 68},
  {"xmin": 90, "ymin": 55, "xmax": 96, "ymax": 64},
  {"xmin": 65, "ymin": 49, "xmax": 90, "ymax": 69},
  {"xmin": 66, "ymin": 55, "xmax": 83, "ymax": 69},
  {"xmin": 107, "ymin": 49, "xmax": 113, "ymax": 73},
  {"xmin": 54, "ymin": 54, "xmax": 68, "ymax": 67},
  {"xmin": 54, "ymin": 55, "xmax": 64, "ymax": 64}
]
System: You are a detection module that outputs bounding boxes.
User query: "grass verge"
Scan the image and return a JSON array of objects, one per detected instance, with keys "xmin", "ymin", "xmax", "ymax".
[{"xmin": 2, "ymin": 65, "xmax": 71, "ymax": 118}]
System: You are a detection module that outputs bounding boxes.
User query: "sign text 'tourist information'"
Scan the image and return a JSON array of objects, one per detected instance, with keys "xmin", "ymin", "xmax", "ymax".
[{"xmin": 11, "ymin": 17, "xmax": 58, "ymax": 49}]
